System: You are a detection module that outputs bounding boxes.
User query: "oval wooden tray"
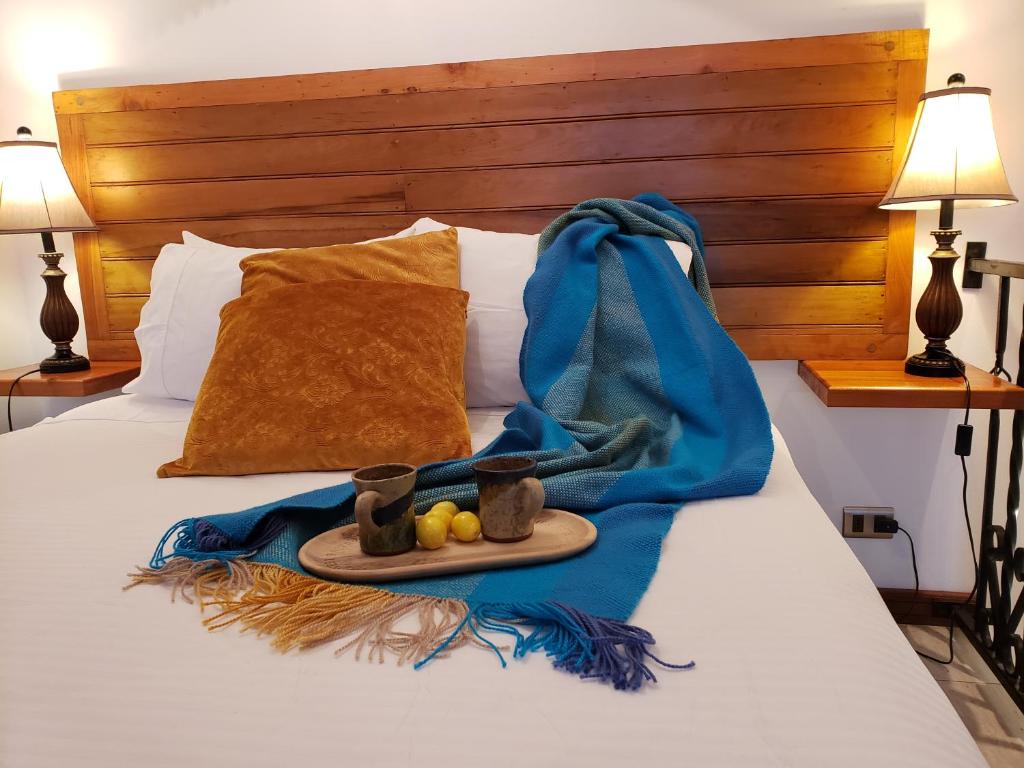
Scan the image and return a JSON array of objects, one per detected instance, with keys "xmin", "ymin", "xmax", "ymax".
[{"xmin": 298, "ymin": 508, "xmax": 596, "ymax": 583}]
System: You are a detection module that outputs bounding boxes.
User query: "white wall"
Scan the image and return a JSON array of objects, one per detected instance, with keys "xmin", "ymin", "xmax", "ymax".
[{"xmin": 1, "ymin": 0, "xmax": 1021, "ymax": 592}]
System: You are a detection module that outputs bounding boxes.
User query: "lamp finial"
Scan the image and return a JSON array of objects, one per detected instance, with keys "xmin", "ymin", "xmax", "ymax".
[{"xmin": 947, "ymin": 72, "xmax": 966, "ymax": 86}]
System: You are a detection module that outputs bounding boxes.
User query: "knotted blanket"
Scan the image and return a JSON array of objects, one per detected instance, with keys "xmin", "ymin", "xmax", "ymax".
[{"xmin": 132, "ymin": 194, "xmax": 773, "ymax": 690}]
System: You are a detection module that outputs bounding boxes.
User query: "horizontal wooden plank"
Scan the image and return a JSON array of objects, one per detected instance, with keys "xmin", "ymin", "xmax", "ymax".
[
  {"xmin": 78, "ymin": 64, "xmax": 899, "ymax": 147},
  {"xmin": 55, "ymin": 30, "xmax": 926, "ymax": 115},
  {"xmin": 707, "ymin": 241, "xmax": 888, "ymax": 285},
  {"xmin": 799, "ymin": 360, "xmax": 1024, "ymax": 409},
  {"xmin": 107, "ymin": 296, "xmax": 148, "ymax": 331},
  {"xmin": 92, "ymin": 174, "xmax": 406, "ymax": 222},
  {"xmin": 98, "ymin": 216, "xmax": 427, "ymax": 258},
  {"xmin": 102, "ymin": 240, "xmax": 888, "ymax": 296},
  {"xmin": 85, "ymin": 338, "xmax": 140, "ymax": 361},
  {"xmin": 0, "ymin": 362, "xmax": 140, "ymax": 397},
  {"xmin": 694, "ymin": 198, "xmax": 888, "ymax": 243},
  {"xmin": 716, "ymin": 285, "xmax": 885, "ymax": 326},
  {"xmin": 105, "ymin": 284, "xmax": 885, "ymax": 334},
  {"xmin": 96, "ymin": 200, "xmax": 889, "ymax": 260},
  {"xmin": 730, "ymin": 329, "xmax": 906, "ymax": 359},
  {"xmin": 101, "ymin": 258, "xmax": 153, "ymax": 294},
  {"xmin": 91, "ymin": 153, "xmax": 891, "ymax": 223},
  {"xmin": 406, "ymin": 152, "xmax": 892, "ymax": 211},
  {"xmin": 86, "ymin": 104, "xmax": 896, "ymax": 184}
]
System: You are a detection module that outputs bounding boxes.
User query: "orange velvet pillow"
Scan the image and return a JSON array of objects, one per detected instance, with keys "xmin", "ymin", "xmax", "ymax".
[
  {"xmin": 240, "ymin": 227, "xmax": 460, "ymax": 295},
  {"xmin": 158, "ymin": 279, "xmax": 471, "ymax": 478}
]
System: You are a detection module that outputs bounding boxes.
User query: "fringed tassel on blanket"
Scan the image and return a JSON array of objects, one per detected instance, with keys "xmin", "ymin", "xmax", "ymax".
[
  {"xmin": 128, "ymin": 557, "xmax": 693, "ymax": 690},
  {"xmin": 128, "ymin": 558, "xmax": 476, "ymax": 663},
  {"xmin": 147, "ymin": 517, "xmax": 286, "ymax": 569},
  {"xmin": 416, "ymin": 602, "xmax": 694, "ymax": 690}
]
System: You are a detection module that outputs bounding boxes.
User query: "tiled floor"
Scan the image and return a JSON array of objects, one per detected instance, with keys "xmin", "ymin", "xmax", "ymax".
[{"xmin": 901, "ymin": 624, "xmax": 1024, "ymax": 766}]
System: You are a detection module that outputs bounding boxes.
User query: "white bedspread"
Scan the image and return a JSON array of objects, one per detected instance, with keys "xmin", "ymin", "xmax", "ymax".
[{"xmin": 0, "ymin": 396, "xmax": 984, "ymax": 767}]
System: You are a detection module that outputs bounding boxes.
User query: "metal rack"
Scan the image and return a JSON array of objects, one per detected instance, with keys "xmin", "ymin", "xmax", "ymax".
[{"xmin": 957, "ymin": 242, "xmax": 1024, "ymax": 712}]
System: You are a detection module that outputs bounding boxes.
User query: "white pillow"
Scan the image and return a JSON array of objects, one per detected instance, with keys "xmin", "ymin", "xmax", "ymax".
[
  {"xmin": 122, "ymin": 238, "xmax": 273, "ymax": 400},
  {"xmin": 125, "ymin": 227, "xmax": 417, "ymax": 401},
  {"xmin": 408, "ymin": 218, "xmax": 693, "ymax": 407},
  {"xmin": 181, "ymin": 224, "xmax": 418, "ymax": 252},
  {"xmin": 180, "ymin": 231, "xmax": 276, "ymax": 254}
]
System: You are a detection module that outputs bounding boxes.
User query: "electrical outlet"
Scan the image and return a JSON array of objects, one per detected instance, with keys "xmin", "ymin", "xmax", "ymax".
[{"xmin": 842, "ymin": 506, "xmax": 896, "ymax": 539}]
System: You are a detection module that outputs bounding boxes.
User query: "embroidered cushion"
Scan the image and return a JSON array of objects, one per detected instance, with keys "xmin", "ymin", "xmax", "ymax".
[
  {"xmin": 157, "ymin": 278, "xmax": 471, "ymax": 477},
  {"xmin": 123, "ymin": 227, "xmax": 454, "ymax": 403}
]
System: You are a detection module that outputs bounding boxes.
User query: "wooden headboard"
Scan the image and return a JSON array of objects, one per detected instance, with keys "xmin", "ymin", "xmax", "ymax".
[{"xmin": 53, "ymin": 29, "xmax": 927, "ymax": 362}]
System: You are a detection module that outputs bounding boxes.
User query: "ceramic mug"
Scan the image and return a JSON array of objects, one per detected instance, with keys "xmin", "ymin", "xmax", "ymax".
[
  {"xmin": 473, "ymin": 456, "xmax": 545, "ymax": 542},
  {"xmin": 353, "ymin": 463, "xmax": 417, "ymax": 556}
]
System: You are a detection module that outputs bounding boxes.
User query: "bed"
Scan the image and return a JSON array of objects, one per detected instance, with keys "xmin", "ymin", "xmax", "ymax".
[
  {"xmin": 0, "ymin": 28, "xmax": 989, "ymax": 767},
  {"xmin": 0, "ymin": 396, "xmax": 984, "ymax": 766}
]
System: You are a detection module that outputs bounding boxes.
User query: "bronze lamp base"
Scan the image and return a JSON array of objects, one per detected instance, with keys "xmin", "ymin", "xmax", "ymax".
[
  {"xmin": 905, "ymin": 349, "xmax": 962, "ymax": 377},
  {"xmin": 905, "ymin": 198, "xmax": 963, "ymax": 378},
  {"xmin": 38, "ymin": 232, "xmax": 90, "ymax": 374}
]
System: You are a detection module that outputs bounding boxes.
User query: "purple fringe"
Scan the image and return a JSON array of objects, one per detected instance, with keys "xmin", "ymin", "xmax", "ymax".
[
  {"xmin": 416, "ymin": 601, "xmax": 694, "ymax": 691},
  {"xmin": 149, "ymin": 515, "xmax": 286, "ymax": 569}
]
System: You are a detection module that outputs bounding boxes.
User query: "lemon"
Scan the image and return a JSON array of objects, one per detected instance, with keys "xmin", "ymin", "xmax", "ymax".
[
  {"xmin": 416, "ymin": 515, "xmax": 448, "ymax": 550},
  {"xmin": 425, "ymin": 508, "xmax": 454, "ymax": 532},
  {"xmin": 451, "ymin": 511, "xmax": 481, "ymax": 543},
  {"xmin": 429, "ymin": 501, "xmax": 460, "ymax": 518}
]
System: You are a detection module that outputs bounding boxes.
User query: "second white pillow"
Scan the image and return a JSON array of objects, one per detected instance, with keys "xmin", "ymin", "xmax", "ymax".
[
  {"xmin": 122, "ymin": 239, "xmax": 271, "ymax": 400},
  {"xmin": 409, "ymin": 217, "xmax": 693, "ymax": 408},
  {"xmin": 125, "ymin": 227, "xmax": 418, "ymax": 402}
]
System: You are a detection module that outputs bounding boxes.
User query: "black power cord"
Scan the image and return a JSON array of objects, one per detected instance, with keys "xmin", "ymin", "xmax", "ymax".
[
  {"xmin": 900, "ymin": 353, "xmax": 979, "ymax": 665},
  {"xmin": 6, "ymin": 368, "xmax": 40, "ymax": 433},
  {"xmin": 895, "ymin": 524, "xmax": 919, "ymax": 625}
]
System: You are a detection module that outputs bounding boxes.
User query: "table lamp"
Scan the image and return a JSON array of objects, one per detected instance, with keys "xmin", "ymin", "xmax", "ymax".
[
  {"xmin": 879, "ymin": 74, "xmax": 1017, "ymax": 377},
  {"xmin": 0, "ymin": 127, "xmax": 98, "ymax": 373}
]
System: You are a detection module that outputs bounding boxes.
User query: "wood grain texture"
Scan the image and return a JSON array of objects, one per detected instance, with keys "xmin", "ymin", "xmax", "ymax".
[
  {"xmin": 0, "ymin": 362, "xmax": 140, "ymax": 397},
  {"xmin": 403, "ymin": 153, "xmax": 892, "ymax": 211},
  {"xmin": 707, "ymin": 241, "xmax": 888, "ymax": 285},
  {"xmin": 298, "ymin": 509, "xmax": 596, "ymax": 583},
  {"xmin": 53, "ymin": 30, "xmax": 928, "ymax": 361},
  {"xmin": 101, "ymin": 240, "xmax": 889, "ymax": 296},
  {"xmin": 86, "ymin": 105, "xmax": 896, "ymax": 183},
  {"xmin": 105, "ymin": 287, "xmax": 886, "ymax": 333},
  {"xmin": 83, "ymin": 338, "xmax": 140, "ymax": 360},
  {"xmin": 77, "ymin": 63, "xmax": 899, "ymax": 147},
  {"xmin": 883, "ymin": 59, "xmax": 927, "ymax": 335},
  {"xmin": 89, "ymin": 153, "xmax": 892, "ymax": 223},
  {"xmin": 718, "ymin": 286, "xmax": 884, "ymax": 327},
  {"xmin": 798, "ymin": 360, "xmax": 1024, "ymax": 409},
  {"xmin": 92, "ymin": 175, "xmax": 406, "ymax": 221},
  {"xmin": 101, "ymin": 258, "xmax": 154, "ymax": 294},
  {"xmin": 94, "ymin": 199, "xmax": 890, "ymax": 259},
  {"xmin": 106, "ymin": 296, "xmax": 148, "ymax": 332},
  {"xmin": 54, "ymin": 30, "xmax": 927, "ymax": 114}
]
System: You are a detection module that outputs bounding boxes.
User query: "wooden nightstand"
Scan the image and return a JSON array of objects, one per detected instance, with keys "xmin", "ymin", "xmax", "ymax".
[
  {"xmin": 798, "ymin": 360, "xmax": 1024, "ymax": 410},
  {"xmin": 0, "ymin": 361, "xmax": 140, "ymax": 398}
]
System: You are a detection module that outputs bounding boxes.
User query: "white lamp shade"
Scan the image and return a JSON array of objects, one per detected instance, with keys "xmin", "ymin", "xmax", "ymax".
[
  {"xmin": 0, "ymin": 138, "xmax": 97, "ymax": 233},
  {"xmin": 879, "ymin": 85, "xmax": 1017, "ymax": 210}
]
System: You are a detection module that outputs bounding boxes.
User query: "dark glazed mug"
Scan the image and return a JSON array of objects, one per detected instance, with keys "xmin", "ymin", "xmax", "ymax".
[
  {"xmin": 353, "ymin": 463, "xmax": 417, "ymax": 556},
  {"xmin": 473, "ymin": 456, "xmax": 545, "ymax": 542}
]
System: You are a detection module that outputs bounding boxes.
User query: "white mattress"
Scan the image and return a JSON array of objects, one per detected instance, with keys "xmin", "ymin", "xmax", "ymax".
[{"xmin": 0, "ymin": 396, "xmax": 984, "ymax": 767}]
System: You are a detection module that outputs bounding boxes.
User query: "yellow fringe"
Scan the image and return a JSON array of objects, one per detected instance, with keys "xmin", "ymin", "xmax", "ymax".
[
  {"xmin": 126, "ymin": 557, "xmax": 254, "ymax": 609},
  {"xmin": 127, "ymin": 557, "xmax": 483, "ymax": 665}
]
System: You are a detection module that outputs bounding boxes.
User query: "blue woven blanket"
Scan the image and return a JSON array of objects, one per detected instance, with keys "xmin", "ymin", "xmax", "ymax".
[{"xmin": 137, "ymin": 194, "xmax": 773, "ymax": 690}]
